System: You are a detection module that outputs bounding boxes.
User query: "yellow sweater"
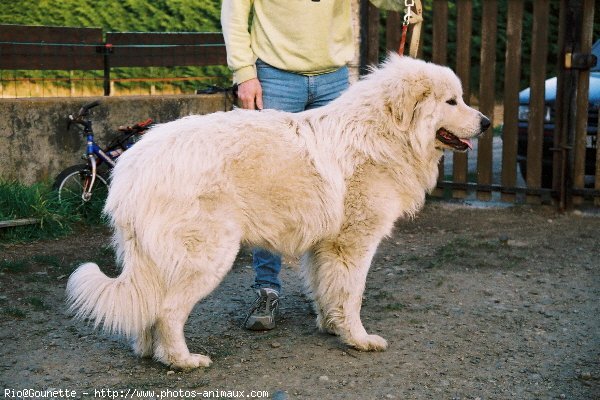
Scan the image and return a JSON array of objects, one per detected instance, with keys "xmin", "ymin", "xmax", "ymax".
[{"xmin": 221, "ymin": 0, "xmax": 354, "ymax": 84}]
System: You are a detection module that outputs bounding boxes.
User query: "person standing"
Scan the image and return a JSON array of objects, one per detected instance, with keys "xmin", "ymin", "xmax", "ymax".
[{"xmin": 221, "ymin": 0, "xmax": 355, "ymax": 330}]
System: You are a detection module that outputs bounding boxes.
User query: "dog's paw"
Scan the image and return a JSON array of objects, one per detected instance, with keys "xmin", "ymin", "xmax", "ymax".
[
  {"xmin": 170, "ymin": 354, "xmax": 212, "ymax": 370},
  {"xmin": 347, "ymin": 334, "xmax": 388, "ymax": 352}
]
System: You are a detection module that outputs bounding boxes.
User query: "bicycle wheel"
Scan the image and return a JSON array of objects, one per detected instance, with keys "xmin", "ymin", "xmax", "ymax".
[{"xmin": 53, "ymin": 164, "xmax": 109, "ymax": 218}]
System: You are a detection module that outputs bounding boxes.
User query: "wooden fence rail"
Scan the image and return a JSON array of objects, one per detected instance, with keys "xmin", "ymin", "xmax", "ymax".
[
  {"xmin": 105, "ymin": 32, "xmax": 226, "ymax": 68},
  {"xmin": 0, "ymin": 25, "xmax": 103, "ymax": 70},
  {"xmin": 0, "ymin": 25, "xmax": 227, "ymax": 95}
]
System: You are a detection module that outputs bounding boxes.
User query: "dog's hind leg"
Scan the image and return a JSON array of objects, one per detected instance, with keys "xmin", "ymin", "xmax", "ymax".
[
  {"xmin": 152, "ymin": 274, "xmax": 220, "ymax": 369},
  {"xmin": 151, "ymin": 224, "xmax": 241, "ymax": 369},
  {"xmin": 302, "ymin": 239, "xmax": 388, "ymax": 352},
  {"xmin": 133, "ymin": 328, "xmax": 154, "ymax": 358}
]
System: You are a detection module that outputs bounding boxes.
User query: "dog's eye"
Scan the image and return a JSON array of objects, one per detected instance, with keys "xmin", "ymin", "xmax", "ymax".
[{"xmin": 446, "ymin": 99, "xmax": 457, "ymax": 106}]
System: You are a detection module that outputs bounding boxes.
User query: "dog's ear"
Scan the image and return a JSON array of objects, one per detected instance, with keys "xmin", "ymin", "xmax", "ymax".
[{"xmin": 384, "ymin": 78, "xmax": 431, "ymax": 131}]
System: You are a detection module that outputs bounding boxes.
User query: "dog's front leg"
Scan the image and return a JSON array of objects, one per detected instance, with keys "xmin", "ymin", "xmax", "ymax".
[{"xmin": 302, "ymin": 239, "xmax": 388, "ymax": 351}]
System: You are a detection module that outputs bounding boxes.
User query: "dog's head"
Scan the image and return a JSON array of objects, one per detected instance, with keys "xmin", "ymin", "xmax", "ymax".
[{"xmin": 376, "ymin": 54, "xmax": 490, "ymax": 155}]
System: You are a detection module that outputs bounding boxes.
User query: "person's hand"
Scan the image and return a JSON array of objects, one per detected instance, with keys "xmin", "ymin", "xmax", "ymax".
[{"xmin": 237, "ymin": 78, "xmax": 264, "ymax": 110}]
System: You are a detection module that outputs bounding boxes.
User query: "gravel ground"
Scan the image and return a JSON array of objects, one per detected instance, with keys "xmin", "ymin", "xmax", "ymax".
[{"xmin": 1, "ymin": 201, "xmax": 599, "ymax": 400}]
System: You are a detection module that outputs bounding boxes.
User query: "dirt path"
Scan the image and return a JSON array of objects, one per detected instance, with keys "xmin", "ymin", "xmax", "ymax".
[{"xmin": 1, "ymin": 202, "xmax": 599, "ymax": 400}]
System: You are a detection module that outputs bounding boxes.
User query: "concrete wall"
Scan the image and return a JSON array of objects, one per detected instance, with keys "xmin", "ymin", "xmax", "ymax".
[{"xmin": 0, "ymin": 94, "xmax": 231, "ymax": 184}]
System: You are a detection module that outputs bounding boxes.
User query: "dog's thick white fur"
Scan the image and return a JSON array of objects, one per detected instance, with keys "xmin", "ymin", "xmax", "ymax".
[{"xmin": 66, "ymin": 55, "xmax": 489, "ymax": 369}]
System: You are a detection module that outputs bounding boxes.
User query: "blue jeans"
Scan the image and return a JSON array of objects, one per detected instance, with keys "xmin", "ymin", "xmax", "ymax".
[{"xmin": 251, "ymin": 60, "xmax": 349, "ymax": 293}]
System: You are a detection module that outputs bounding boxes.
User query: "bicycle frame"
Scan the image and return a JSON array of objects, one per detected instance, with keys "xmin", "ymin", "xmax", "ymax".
[
  {"xmin": 65, "ymin": 100, "xmax": 151, "ymax": 202},
  {"xmin": 80, "ymin": 120, "xmax": 116, "ymax": 201}
]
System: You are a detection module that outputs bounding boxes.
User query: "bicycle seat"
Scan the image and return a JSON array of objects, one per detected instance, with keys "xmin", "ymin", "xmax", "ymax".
[{"xmin": 118, "ymin": 118, "xmax": 154, "ymax": 134}]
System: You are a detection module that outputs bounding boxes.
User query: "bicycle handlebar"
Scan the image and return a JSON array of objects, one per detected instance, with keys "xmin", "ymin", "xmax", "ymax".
[
  {"xmin": 68, "ymin": 100, "xmax": 101, "ymax": 130},
  {"xmin": 76, "ymin": 100, "xmax": 101, "ymax": 118}
]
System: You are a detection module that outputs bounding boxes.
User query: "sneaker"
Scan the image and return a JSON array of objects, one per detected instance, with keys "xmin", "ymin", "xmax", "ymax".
[{"xmin": 244, "ymin": 288, "xmax": 280, "ymax": 331}]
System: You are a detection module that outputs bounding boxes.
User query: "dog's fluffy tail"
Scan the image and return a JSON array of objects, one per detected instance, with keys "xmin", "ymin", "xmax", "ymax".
[{"xmin": 66, "ymin": 261, "xmax": 161, "ymax": 338}]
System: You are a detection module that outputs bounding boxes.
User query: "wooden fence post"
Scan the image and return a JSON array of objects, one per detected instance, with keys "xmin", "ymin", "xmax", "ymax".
[
  {"xmin": 476, "ymin": 0, "xmax": 497, "ymax": 201},
  {"xmin": 555, "ymin": 0, "xmax": 585, "ymax": 210},
  {"xmin": 525, "ymin": 0, "xmax": 549, "ymax": 204},
  {"xmin": 452, "ymin": 0, "xmax": 472, "ymax": 199},
  {"xmin": 432, "ymin": 0, "xmax": 448, "ymax": 198},
  {"xmin": 360, "ymin": 0, "xmax": 379, "ymax": 74},
  {"xmin": 101, "ymin": 43, "xmax": 113, "ymax": 96},
  {"xmin": 500, "ymin": 0, "xmax": 524, "ymax": 203},
  {"xmin": 571, "ymin": 0, "xmax": 595, "ymax": 206}
]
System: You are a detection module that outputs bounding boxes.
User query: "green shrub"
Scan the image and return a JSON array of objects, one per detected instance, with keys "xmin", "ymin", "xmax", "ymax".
[{"xmin": 0, "ymin": 180, "xmax": 80, "ymax": 242}]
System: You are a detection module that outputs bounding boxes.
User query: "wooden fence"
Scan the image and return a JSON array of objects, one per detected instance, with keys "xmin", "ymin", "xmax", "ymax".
[
  {"xmin": 362, "ymin": 0, "xmax": 598, "ymax": 207},
  {"xmin": 0, "ymin": 25, "xmax": 103, "ymax": 70},
  {"xmin": 0, "ymin": 25, "xmax": 227, "ymax": 95}
]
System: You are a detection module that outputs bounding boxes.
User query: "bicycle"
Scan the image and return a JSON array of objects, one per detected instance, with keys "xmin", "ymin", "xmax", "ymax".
[{"xmin": 53, "ymin": 100, "xmax": 153, "ymax": 212}]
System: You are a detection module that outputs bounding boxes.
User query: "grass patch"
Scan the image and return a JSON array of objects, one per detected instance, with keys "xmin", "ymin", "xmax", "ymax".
[
  {"xmin": 0, "ymin": 259, "xmax": 29, "ymax": 273},
  {"xmin": 31, "ymin": 255, "xmax": 64, "ymax": 269},
  {"xmin": 383, "ymin": 302, "xmax": 406, "ymax": 311},
  {"xmin": 26, "ymin": 297, "xmax": 49, "ymax": 311},
  {"xmin": 0, "ymin": 180, "xmax": 91, "ymax": 242}
]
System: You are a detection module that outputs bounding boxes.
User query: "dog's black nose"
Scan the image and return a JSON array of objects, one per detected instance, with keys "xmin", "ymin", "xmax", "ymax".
[{"xmin": 480, "ymin": 116, "xmax": 491, "ymax": 132}]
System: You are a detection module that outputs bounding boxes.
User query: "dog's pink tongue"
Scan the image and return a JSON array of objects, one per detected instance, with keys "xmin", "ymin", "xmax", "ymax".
[{"xmin": 460, "ymin": 138, "xmax": 473, "ymax": 150}]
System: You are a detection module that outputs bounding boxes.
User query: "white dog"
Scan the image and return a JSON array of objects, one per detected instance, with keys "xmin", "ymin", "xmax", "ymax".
[{"xmin": 67, "ymin": 55, "xmax": 490, "ymax": 369}]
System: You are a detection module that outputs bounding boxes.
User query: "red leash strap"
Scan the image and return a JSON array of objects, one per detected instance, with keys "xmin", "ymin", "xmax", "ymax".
[
  {"xmin": 398, "ymin": 24, "xmax": 408, "ymax": 56},
  {"xmin": 398, "ymin": 0, "xmax": 413, "ymax": 56}
]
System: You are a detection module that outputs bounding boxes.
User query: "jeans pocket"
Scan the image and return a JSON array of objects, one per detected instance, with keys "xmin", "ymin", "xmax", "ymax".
[{"xmin": 255, "ymin": 59, "xmax": 268, "ymax": 69}]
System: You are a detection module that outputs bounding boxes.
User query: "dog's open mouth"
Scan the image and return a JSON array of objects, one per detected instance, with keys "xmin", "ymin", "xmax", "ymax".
[{"xmin": 436, "ymin": 128, "xmax": 472, "ymax": 151}]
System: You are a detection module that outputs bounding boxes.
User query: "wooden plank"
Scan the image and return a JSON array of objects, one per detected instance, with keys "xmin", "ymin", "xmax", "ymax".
[
  {"xmin": 105, "ymin": 32, "xmax": 224, "ymax": 45},
  {"xmin": 572, "ymin": 0, "xmax": 595, "ymax": 205},
  {"xmin": 0, "ymin": 28, "xmax": 226, "ymax": 70},
  {"xmin": 432, "ymin": 0, "xmax": 448, "ymax": 198},
  {"xmin": 452, "ymin": 0, "xmax": 472, "ymax": 199},
  {"xmin": 0, "ymin": 24, "xmax": 102, "ymax": 44},
  {"xmin": 476, "ymin": 0, "xmax": 497, "ymax": 201},
  {"xmin": 526, "ymin": 0, "xmax": 549, "ymax": 204},
  {"xmin": 366, "ymin": 2, "xmax": 380, "ymax": 66},
  {"xmin": 0, "ymin": 25, "xmax": 103, "ymax": 70},
  {"xmin": 105, "ymin": 32, "xmax": 226, "ymax": 68},
  {"xmin": 432, "ymin": 0, "xmax": 448, "ymax": 65},
  {"xmin": 500, "ymin": 0, "xmax": 524, "ymax": 203},
  {"xmin": 552, "ymin": 1, "xmax": 571, "ymax": 198},
  {"xmin": 0, "ymin": 43, "xmax": 103, "ymax": 70},
  {"xmin": 0, "ymin": 218, "xmax": 39, "ymax": 229},
  {"xmin": 108, "ymin": 45, "xmax": 226, "ymax": 68},
  {"xmin": 385, "ymin": 11, "xmax": 402, "ymax": 53}
]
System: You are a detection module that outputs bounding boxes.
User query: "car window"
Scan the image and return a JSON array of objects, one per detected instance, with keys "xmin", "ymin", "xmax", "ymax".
[{"xmin": 592, "ymin": 40, "xmax": 600, "ymax": 72}]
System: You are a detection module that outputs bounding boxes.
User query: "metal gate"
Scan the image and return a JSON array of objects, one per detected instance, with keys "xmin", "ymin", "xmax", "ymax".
[{"xmin": 361, "ymin": 0, "xmax": 599, "ymax": 208}]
